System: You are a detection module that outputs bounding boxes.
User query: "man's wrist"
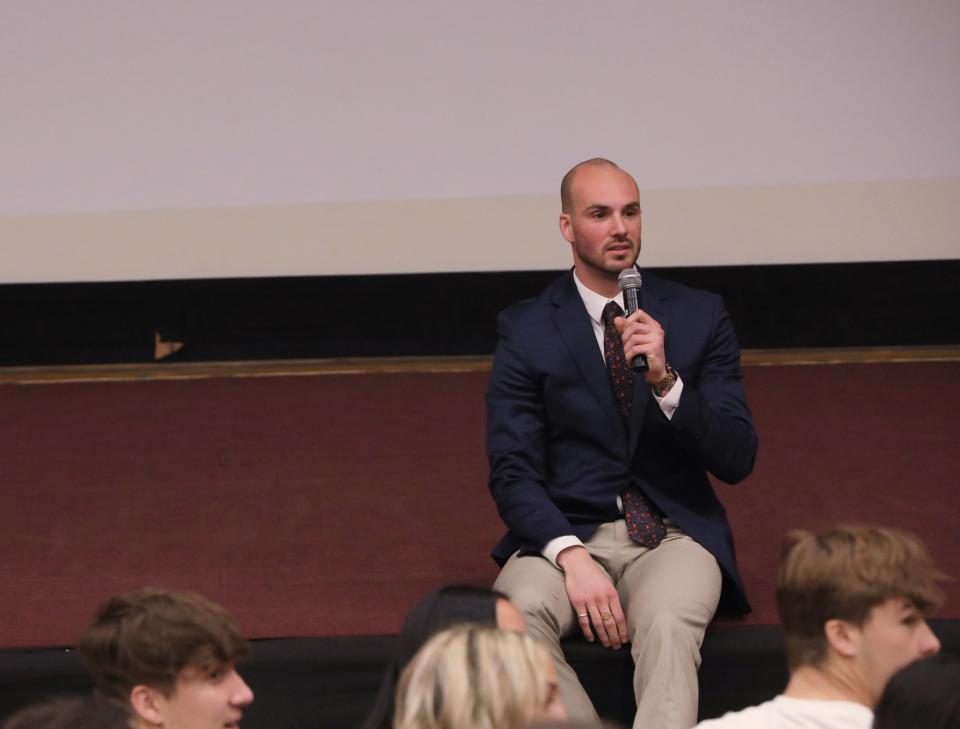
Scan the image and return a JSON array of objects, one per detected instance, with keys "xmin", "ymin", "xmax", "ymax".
[
  {"xmin": 651, "ymin": 363, "xmax": 678, "ymax": 397},
  {"xmin": 543, "ymin": 536, "xmax": 584, "ymax": 567},
  {"xmin": 556, "ymin": 544, "xmax": 589, "ymax": 571}
]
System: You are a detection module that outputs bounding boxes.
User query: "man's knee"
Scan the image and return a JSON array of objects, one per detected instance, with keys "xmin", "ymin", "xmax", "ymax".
[
  {"xmin": 500, "ymin": 580, "xmax": 543, "ymax": 613},
  {"xmin": 494, "ymin": 558, "xmax": 569, "ymax": 635}
]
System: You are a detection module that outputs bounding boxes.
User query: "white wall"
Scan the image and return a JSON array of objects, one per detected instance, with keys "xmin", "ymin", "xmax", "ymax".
[{"xmin": 2, "ymin": 1, "xmax": 959, "ymax": 282}]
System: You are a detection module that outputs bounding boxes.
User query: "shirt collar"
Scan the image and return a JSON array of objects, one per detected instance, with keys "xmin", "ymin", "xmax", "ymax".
[{"xmin": 573, "ymin": 269, "xmax": 625, "ymax": 325}]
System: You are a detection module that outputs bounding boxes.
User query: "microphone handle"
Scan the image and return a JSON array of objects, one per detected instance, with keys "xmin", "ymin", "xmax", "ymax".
[{"xmin": 621, "ymin": 287, "xmax": 649, "ymax": 373}]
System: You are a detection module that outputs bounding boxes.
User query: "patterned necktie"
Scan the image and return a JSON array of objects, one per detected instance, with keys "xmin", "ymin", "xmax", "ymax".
[{"xmin": 601, "ymin": 301, "xmax": 666, "ymax": 548}]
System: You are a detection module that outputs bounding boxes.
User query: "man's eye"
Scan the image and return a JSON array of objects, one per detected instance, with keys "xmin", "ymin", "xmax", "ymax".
[
  {"xmin": 591, "ymin": 211, "xmax": 606, "ymax": 219},
  {"xmin": 208, "ymin": 668, "xmax": 224, "ymax": 680}
]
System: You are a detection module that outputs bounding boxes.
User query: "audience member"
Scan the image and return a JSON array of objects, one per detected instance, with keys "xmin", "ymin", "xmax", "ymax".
[
  {"xmin": 694, "ymin": 526, "xmax": 944, "ymax": 728},
  {"xmin": 873, "ymin": 653, "xmax": 960, "ymax": 729},
  {"xmin": 2, "ymin": 694, "xmax": 130, "ymax": 729},
  {"xmin": 394, "ymin": 624, "xmax": 566, "ymax": 729},
  {"xmin": 77, "ymin": 587, "xmax": 253, "ymax": 729},
  {"xmin": 363, "ymin": 584, "xmax": 525, "ymax": 729}
]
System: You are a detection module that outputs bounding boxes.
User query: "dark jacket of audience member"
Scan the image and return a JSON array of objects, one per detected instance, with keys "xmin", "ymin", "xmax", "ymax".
[
  {"xmin": 873, "ymin": 653, "xmax": 960, "ymax": 729},
  {"xmin": 362, "ymin": 585, "xmax": 510, "ymax": 729},
  {"xmin": 2, "ymin": 694, "xmax": 130, "ymax": 729}
]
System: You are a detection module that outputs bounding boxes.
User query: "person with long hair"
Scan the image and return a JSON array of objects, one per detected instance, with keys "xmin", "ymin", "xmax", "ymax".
[
  {"xmin": 394, "ymin": 624, "xmax": 566, "ymax": 729},
  {"xmin": 873, "ymin": 653, "xmax": 960, "ymax": 729},
  {"xmin": 362, "ymin": 584, "xmax": 525, "ymax": 729}
]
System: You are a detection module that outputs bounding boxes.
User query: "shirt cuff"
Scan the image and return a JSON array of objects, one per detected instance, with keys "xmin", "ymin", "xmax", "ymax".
[
  {"xmin": 653, "ymin": 373, "xmax": 683, "ymax": 420},
  {"xmin": 542, "ymin": 535, "xmax": 585, "ymax": 568}
]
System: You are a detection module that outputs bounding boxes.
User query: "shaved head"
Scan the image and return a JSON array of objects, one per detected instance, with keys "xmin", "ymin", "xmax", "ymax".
[
  {"xmin": 560, "ymin": 158, "xmax": 629, "ymax": 213},
  {"xmin": 558, "ymin": 159, "xmax": 641, "ymax": 295}
]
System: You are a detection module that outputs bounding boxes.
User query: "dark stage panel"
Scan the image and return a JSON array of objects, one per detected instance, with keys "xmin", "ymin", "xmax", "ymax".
[
  {"xmin": 2, "ymin": 622, "xmax": 959, "ymax": 729},
  {"xmin": 2, "ymin": 260, "xmax": 958, "ymax": 366}
]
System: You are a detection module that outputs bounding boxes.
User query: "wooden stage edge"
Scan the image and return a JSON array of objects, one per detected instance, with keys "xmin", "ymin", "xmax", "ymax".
[{"xmin": 1, "ymin": 346, "xmax": 959, "ymax": 386}]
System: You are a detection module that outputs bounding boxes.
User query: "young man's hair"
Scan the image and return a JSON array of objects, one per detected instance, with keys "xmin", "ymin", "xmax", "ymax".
[
  {"xmin": 77, "ymin": 587, "xmax": 249, "ymax": 702},
  {"xmin": 2, "ymin": 694, "xmax": 130, "ymax": 729},
  {"xmin": 775, "ymin": 526, "xmax": 945, "ymax": 669}
]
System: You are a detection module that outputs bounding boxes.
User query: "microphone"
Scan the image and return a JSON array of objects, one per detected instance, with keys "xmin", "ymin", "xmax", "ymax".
[{"xmin": 618, "ymin": 268, "xmax": 649, "ymax": 373}]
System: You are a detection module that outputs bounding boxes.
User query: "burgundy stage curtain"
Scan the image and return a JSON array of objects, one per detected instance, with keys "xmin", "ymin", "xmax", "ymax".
[{"xmin": 0, "ymin": 361, "xmax": 957, "ymax": 649}]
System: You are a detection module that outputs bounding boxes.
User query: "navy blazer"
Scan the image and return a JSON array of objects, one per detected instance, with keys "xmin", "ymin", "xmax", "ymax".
[{"xmin": 486, "ymin": 270, "xmax": 758, "ymax": 613}]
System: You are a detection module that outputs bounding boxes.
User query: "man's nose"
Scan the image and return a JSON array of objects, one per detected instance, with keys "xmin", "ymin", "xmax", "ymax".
[
  {"xmin": 919, "ymin": 621, "xmax": 941, "ymax": 657},
  {"xmin": 610, "ymin": 213, "xmax": 627, "ymax": 235},
  {"xmin": 229, "ymin": 670, "xmax": 255, "ymax": 706}
]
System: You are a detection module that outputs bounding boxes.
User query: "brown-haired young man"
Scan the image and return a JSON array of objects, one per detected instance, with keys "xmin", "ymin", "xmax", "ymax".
[
  {"xmin": 77, "ymin": 588, "xmax": 254, "ymax": 729},
  {"xmin": 695, "ymin": 526, "xmax": 944, "ymax": 729}
]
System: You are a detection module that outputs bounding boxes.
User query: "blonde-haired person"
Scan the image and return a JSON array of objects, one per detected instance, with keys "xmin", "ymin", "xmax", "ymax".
[{"xmin": 394, "ymin": 625, "xmax": 567, "ymax": 729}]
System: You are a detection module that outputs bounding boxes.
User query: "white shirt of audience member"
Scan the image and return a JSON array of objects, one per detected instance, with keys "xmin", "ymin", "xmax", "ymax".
[{"xmin": 696, "ymin": 695, "xmax": 873, "ymax": 729}]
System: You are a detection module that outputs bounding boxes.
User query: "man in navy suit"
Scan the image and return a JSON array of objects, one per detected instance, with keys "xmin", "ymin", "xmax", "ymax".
[{"xmin": 487, "ymin": 158, "xmax": 758, "ymax": 729}]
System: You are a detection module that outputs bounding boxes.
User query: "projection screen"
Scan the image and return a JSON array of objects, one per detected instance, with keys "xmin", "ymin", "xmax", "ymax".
[{"xmin": 2, "ymin": 0, "xmax": 958, "ymax": 283}]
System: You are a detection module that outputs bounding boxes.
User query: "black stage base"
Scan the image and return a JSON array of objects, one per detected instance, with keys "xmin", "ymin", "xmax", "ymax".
[{"xmin": 2, "ymin": 621, "xmax": 957, "ymax": 729}]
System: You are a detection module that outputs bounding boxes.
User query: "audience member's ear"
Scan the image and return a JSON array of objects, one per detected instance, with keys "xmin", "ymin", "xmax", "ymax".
[
  {"xmin": 129, "ymin": 685, "xmax": 163, "ymax": 726},
  {"xmin": 824, "ymin": 618, "xmax": 859, "ymax": 658}
]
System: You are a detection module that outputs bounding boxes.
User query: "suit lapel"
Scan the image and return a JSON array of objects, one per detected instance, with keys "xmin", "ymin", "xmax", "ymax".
[
  {"xmin": 549, "ymin": 273, "xmax": 628, "ymax": 446},
  {"xmin": 629, "ymin": 273, "xmax": 671, "ymax": 460}
]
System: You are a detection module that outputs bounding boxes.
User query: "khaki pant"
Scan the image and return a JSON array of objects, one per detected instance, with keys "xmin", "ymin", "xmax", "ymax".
[{"xmin": 493, "ymin": 521, "xmax": 721, "ymax": 729}]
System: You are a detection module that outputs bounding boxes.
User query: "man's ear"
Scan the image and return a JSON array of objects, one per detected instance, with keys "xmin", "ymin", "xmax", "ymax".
[
  {"xmin": 129, "ymin": 684, "xmax": 163, "ymax": 726},
  {"xmin": 559, "ymin": 213, "xmax": 574, "ymax": 243},
  {"xmin": 824, "ymin": 618, "xmax": 860, "ymax": 658}
]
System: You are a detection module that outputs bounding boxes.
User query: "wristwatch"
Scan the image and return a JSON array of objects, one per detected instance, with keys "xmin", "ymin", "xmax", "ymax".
[{"xmin": 652, "ymin": 363, "xmax": 678, "ymax": 397}]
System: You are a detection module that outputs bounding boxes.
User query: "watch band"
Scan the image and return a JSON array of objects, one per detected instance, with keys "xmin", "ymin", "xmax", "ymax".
[{"xmin": 652, "ymin": 363, "xmax": 677, "ymax": 397}]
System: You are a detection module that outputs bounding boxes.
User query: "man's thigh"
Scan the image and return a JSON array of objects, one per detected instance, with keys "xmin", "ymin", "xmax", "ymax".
[{"xmin": 617, "ymin": 526, "xmax": 722, "ymax": 631}]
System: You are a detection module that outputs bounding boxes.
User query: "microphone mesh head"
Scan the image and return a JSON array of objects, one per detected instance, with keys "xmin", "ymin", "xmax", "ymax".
[{"xmin": 618, "ymin": 268, "xmax": 642, "ymax": 290}]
